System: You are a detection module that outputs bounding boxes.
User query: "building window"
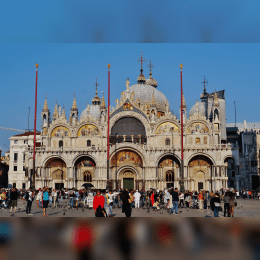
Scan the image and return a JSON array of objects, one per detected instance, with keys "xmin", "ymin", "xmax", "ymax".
[
  {"xmin": 22, "ymin": 183, "xmax": 26, "ymax": 189},
  {"xmin": 196, "ymin": 138, "xmax": 200, "ymax": 144},
  {"xmin": 14, "ymin": 140, "xmax": 18, "ymax": 144},
  {"xmin": 25, "ymin": 168, "xmax": 28, "ymax": 177},
  {"xmin": 14, "ymin": 153, "xmax": 18, "ymax": 163},
  {"xmin": 23, "ymin": 153, "xmax": 25, "ymax": 162},
  {"xmin": 13, "ymin": 183, "xmax": 16, "ymax": 189},
  {"xmin": 87, "ymin": 140, "xmax": 91, "ymax": 147},
  {"xmin": 23, "ymin": 166, "xmax": 25, "ymax": 172},
  {"xmin": 24, "ymin": 140, "xmax": 28, "ymax": 144},
  {"xmin": 14, "ymin": 166, "xmax": 17, "ymax": 171},
  {"xmin": 83, "ymin": 171, "xmax": 92, "ymax": 182},
  {"xmin": 165, "ymin": 138, "xmax": 170, "ymax": 146},
  {"xmin": 59, "ymin": 140, "xmax": 63, "ymax": 148},
  {"xmin": 203, "ymin": 136, "xmax": 207, "ymax": 144}
]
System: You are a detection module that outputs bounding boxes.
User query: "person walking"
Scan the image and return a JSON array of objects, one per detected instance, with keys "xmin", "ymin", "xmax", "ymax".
[
  {"xmin": 134, "ymin": 190, "xmax": 141, "ymax": 209},
  {"xmin": 68, "ymin": 188, "xmax": 75, "ymax": 209},
  {"xmin": 107, "ymin": 190, "xmax": 114, "ymax": 217},
  {"xmin": 211, "ymin": 193, "xmax": 221, "ymax": 217},
  {"xmin": 223, "ymin": 192, "xmax": 230, "ymax": 217},
  {"xmin": 129, "ymin": 190, "xmax": 135, "ymax": 208},
  {"xmin": 42, "ymin": 187, "xmax": 49, "ymax": 216},
  {"xmin": 102, "ymin": 190, "xmax": 109, "ymax": 217},
  {"xmin": 9, "ymin": 188, "xmax": 19, "ymax": 216},
  {"xmin": 93, "ymin": 189, "xmax": 105, "ymax": 217},
  {"xmin": 150, "ymin": 190, "xmax": 155, "ymax": 208},
  {"xmin": 198, "ymin": 191, "xmax": 203, "ymax": 209},
  {"xmin": 122, "ymin": 190, "xmax": 132, "ymax": 217},
  {"xmin": 170, "ymin": 188, "xmax": 179, "ymax": 215},
  {"xmin": 53, "ymin": 189, "xmax": 57, "ymax": 208},
  {"xmin": 179, "ymin": 191, "xmax": 184, "ymax": 208},
  {"xmin": 26, "ymin": 187, "xmax": 34, "ymax": 216},
  {"xmin": 229, "ymin": 192, "xmax": 235, "ymax": 217}
]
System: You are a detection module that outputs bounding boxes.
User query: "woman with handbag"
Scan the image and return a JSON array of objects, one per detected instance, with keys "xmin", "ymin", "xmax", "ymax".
[
  {"xmin": 122, "ymin": 190, "xmax": 132, "ymax": 217},
  {"xmin": 211, "ymin": 193, "xmax": 221, "ymax": 217}
]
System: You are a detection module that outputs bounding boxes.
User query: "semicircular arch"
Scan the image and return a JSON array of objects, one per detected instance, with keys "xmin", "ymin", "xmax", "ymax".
[
  {"xmin": 76, "ymin": 123, "xmax": 101, "ymax": 137},
  {"xmin": 43, "ymin": 156, "xmax": 68, "ymax": 168},
  {"xmin": 116, "ymin": 165, "xmax": 139, "ymax": 180},
  {"xmin": 154, "ymin": 120, "xmax": 180, "ymax": 135},
  {"xmin": 110, "ymin": 112, "xmax": 150, "ymax": 135},
  {"xmin": 185, "ymin": 120, "xmax": 211, "ymax": 134},
  {"xmin": 156, "ymin": 153, "xmax": 181, "ymax": 167},
  {"xmin": 72, "ymin": 154, "xmax": 97, "ymax": 167},
  {"xmin": 50, "ymin": 125, "xmax": 71, "ymax": 137},
  {"xmin": 224, "ymin": 155, "xmax": 237, "ymax": 165},
  {"xmin": 187, "ymin": 153, "xmax": 215, "ymax": 166}
]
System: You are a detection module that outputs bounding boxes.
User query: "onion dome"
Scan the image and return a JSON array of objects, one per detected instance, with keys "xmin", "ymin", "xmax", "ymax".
[
  {"xmin": 92, "ymin": 79, "xmax": 101, "ymax": 105},
  {"xmin": 189, "ymin": 101, "xmax": 206, "ymax": 118},
  {"xmin": 137, "ymin": 68, "xmax": 146, "ymax": 84},
  {"xmin": 146, "ymin": 60, "xmax": 158, "ymax": 88}
]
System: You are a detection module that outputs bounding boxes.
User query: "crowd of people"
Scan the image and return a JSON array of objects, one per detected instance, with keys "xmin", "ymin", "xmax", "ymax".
[{"xmin": 0, "ymin": 186, "xmax": 259, "ymax": 217}]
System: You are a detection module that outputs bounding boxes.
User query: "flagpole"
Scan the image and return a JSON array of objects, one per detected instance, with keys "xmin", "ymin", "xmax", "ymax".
[
  {"xmin": 180, "ymin": 64, "xmax": 184, "ymax": 191},
  {"xmin": 33, "ymin": 63, "xmax": 39, "ymax": 190},
  {"xmin": 107, "ymin": 64, "xmax": 111, "ymax": 189}
]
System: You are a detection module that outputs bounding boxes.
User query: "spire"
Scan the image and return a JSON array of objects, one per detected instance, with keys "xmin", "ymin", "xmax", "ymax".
[
  {"xmin": 181, "ymin": 93, "xmax": 186, "ymax": 108},
  {"xmin": 42, "ymin": 94, "xmax": 49, "ymax": 112},
  {"xmin": 92, "ymin": 79, "xmax": 101, "ymax": 105},
  {"xmin": 71, "ymin": 93, "xmax": 78, "ymax": 111},
  {"xmin": 100, "ymin": 91, "xmax": 106, "ymax": 109},
  {"xmin": 213, "ymin": 88, "xmax": 219, "ymax": 107},
  {"xmin": 137, "ymin": 52, "xmax": 146, "ymax": 84},
  {"xmin": 52, "ymin": 100, "xmax": 58, "ymax": 120},
  {"xmin": 61, "ymin": 105, "xmax": 66, "ymax": 120},
  {"xmin": 202, "ymin": 76, "xmax": 208, "ymax": 94}
]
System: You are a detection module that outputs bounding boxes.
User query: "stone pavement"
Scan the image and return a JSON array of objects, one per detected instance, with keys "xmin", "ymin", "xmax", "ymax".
[{"xmin": 0, "ymin": 198, "xmax": 259, "ymax": 217}]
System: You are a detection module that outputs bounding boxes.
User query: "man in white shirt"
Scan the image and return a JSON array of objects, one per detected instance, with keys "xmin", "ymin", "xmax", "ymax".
[
  {"xmin": 134, "ymin": 190, "xmax": 141, "ymax": 208},
  {"xmin": 26, "ymin": 187, "xmax": 34, "ymax": 216}
]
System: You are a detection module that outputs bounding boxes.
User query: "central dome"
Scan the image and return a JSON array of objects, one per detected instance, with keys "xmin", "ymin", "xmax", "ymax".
[{"xmin": 124, "ymin": 84, "xmax": 168, "ymax": 112}]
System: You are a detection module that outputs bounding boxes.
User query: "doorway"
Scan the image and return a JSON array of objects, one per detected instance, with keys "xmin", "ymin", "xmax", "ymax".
[
  {"xmin": 198, "ymin": 182, "xmax": 203, "ymax": 191},
  {"xmin": 123, "ymin": 178, "xmax": 134, "ymax": 190},
  {"xmin": 252, "ymin": 176, "xmax": 259, "ymax": 190},
  {"xmin": 55, "ymin": 183, "xmax": 64, "ymax": 190}
]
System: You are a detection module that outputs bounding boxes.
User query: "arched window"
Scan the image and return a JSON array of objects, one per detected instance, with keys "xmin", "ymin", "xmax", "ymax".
[
  {"xmin": 83, "ymin": 171, "xmax": 92, "ymax": 182},
  {"xmin": 165, "ymin": 138, "xmax": 170, "ymax": 145},
  {"xmin": 87, "ymin": 140, "xmax": 91, "ymax": 147},
  {"xmin": 166, "ymin": 170, "xmax": 174, "ymax": 188},
  {"xmin": 59, "ymin": 140, "xmax": 63, "ymax": 148}
]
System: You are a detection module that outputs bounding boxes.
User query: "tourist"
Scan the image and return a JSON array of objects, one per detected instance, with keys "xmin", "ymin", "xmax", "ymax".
[
  {"xmin": 203, "ymin": 191, "xmax": 209, "ymax": 209},
  {"xmin": 129, "ymin": 190, "xmax": 135, "ymax": 208},
  {"xmin": 26, "ymin": 187, "xmax": 34, "ymax": 216},
  {"xmin": 152, "ymin": 199, "xmax": 160, "ymax": 211},
  {"xmin": 165, "ymin": 199, "xmax": 171, "ymax": 209},
  {"xmin": 53, "ymin": 189, "xmax": 57, "ymax": 208},
  {"xmin": 150, "ymin": 190, "xmax": 155, "ymax": 208},
  {"xmin": 211, "ymin": 193, "xmax": 221, "ymax": 217},
  {"xmin": 236, "ymin": 190, "xmax": 240, "ymax": 199},
  {"xmin": 198, "ymin": 191, "xmax": 203, "ymax": 209},
  {"xmin": 179, "ymin": 191, "xmax": 184, "ymax": 208},
  {"xmin": 42, "ymin": 186, "xmax": 49, "ymax": 216},
  {"xmin": 102, "ymin": 190, "xmax": 109, "ymax": 216},
  {"xmin": 122, "ymin": 190, "xmax": 132, "ymax": 217},
  {"xmin": 223, "ymin": 192, "xmax": 230, "ymax": 217},
  {"xmin": 107, "ymin": 190, "xmax": 114, "ymax": 217},
  {"xmin": 170, "ymin": 188, "xmax": 179, "ymax": 215},
  {"xmin": 68, "ymin": 188, "xmax": 75, "ymax": 209},
  {"xmin": 93, "ymin": 189, "xmax": 105, "ymax": 217},
  {"xmin": 134, "ymin": 190, "xmax": 141, "ymax": 209},
  {"xmin": 229, "ymin": 191, "xmax": 235, "ymax": 217},
  {"xmin": 9, "ymin": 188, "xmax": 19, "ymax": 216}
]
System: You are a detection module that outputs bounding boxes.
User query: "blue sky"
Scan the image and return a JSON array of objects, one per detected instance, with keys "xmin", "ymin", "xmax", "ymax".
[
  {"xmin": 0, "ymin": 43, "xmax": 259, "ymax": 154},
  {"xmin": 0, "ymin": 0, "xmax": 260, "ymax": 43}
]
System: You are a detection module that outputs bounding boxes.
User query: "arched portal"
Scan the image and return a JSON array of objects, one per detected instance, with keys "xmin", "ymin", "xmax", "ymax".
[
  {"xmin": 224, "ymin": 157, "xmax": 236, "ymax": 188},
  {"xmin": 188, "ymin": 155, "xmax": 213, "ymax": 191},
  {"xmin": 118, "ymin": 168, "xmax": 138, "ymax": 190},
  {"xmin": 45, "ymin": 158, "xmax": 67, "ymax": 190},
  {"xmin": 74, "ymin": 156, "xmax": 96, "ymax": 189}
]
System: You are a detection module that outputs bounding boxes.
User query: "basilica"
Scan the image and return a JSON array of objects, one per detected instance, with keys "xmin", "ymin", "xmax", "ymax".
[{"xmin": 9, "ymin": 58, "xmax": 239, "ymax": 191}]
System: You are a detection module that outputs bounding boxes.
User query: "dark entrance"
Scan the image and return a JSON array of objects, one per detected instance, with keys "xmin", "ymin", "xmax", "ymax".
[
  {"xmin": 198, "ymin": 182, "xmax": 203, "ymax": 191},
  {"xmin": 252, "ymin": 176, "xmax": 259, "ymax": 190},
  {"xmin": 123, "ymin": 178, "xmax": 134, "ymax": 190},
  {"xmin": 167, "ymin": 183, "xmax": 174, "ymax": 188},
  {"xmin": 55, "ymin": 183, "xmax": 64, "ymax": 190}
]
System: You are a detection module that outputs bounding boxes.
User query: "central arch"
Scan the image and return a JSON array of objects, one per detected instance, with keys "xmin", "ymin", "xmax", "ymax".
[{"xmin": 117, "ymin": 166, "xmax": 139, "ymax": 190}]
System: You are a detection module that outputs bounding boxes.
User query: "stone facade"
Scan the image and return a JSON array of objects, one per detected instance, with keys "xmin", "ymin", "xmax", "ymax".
[{"xmin": 8, "ymin": 69, "xmax": 238, "ymax": 191}]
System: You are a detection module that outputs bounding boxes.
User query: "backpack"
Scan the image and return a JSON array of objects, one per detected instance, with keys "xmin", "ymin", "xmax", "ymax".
[{"xmin": 24, "ymin": 192, "xmax": 29, "ymax": 201}]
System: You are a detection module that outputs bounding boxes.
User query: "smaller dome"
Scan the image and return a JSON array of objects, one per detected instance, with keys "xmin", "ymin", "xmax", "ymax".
[
  {"xmin": 189, "ymin": 101, "xmax": 206, "ymax": 118},
  {"xmin": 146, "ymin": 77, "xmax": 158, "ymax": 88},
  {"xmin": 92, "ymin": 96, "xmax": 101, "ymax": 103},
  {"xmin": 137, "ymin": 68, "xmax": 146, "ymax": 84}
]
